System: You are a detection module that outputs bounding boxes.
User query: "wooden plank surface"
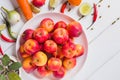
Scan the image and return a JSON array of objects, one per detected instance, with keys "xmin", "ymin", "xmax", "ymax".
[{"xmin": 0, "ymin": 0, "xmax": 120, "ymax": 80}]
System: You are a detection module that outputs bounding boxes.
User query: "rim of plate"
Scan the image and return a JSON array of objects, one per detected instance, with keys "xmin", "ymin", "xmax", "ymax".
[{"xmin": 15, "ymin": 12, "xmax": 88, "ymax": 80}]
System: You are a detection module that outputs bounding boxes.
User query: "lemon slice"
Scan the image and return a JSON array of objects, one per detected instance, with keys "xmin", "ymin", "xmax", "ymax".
[
  {"xmin": 0, "ymin": 24, "xmax": 6, "ymax": 31},
  {"xmin": 30, "ymin": 3, "xmax": 40, "ymax": 13},
  {"xmin": 79, "ymin": 3, "xmax": 92, "ymax": 16},
  {"xmin": 49, "ymin": 0, "xmax": 58, "ymax": 9}
]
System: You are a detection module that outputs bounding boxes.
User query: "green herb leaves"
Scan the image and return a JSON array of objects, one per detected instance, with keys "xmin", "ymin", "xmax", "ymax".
[
  {"xmin": 8, "ymin": 72, "xmax": 21, "ymax": 80},
  {"xmin": 9, "ymin": 62, "xmax": 21, "ymax": 70},
  {"xmin": 2, "ymin": 54, "xmax": 10, "ymax": 66},
  {"xmin": 0, "ymin": 75, "xmax": 6, "ymax": 80},
  {"xmin": 0, "ymin": 54, "xmax": 22, "ymax": 80},
  {"xmin": 0, "ymin": 65, "xmax": 3, "ymax": 70}
]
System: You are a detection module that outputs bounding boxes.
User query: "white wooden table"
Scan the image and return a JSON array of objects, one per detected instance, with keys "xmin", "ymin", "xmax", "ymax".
[{"xmin": 0, "ymin": 0, "xmax": 120, "ymax": 80}]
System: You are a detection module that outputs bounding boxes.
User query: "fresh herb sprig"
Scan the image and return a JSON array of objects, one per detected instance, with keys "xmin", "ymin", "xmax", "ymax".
[{"xmin": 0, "ymin": 54, "xmax": 21, "ymax": 80}]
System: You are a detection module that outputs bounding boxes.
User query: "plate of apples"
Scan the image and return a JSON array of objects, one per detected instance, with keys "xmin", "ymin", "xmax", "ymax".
[{"xmin": 16, "ymin": 12, "xmax": 88, "ymax": 80}]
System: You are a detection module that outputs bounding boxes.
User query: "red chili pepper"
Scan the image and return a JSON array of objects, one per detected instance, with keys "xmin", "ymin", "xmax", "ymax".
[
  {"xmin": 87, "ymin": 3, "xmax": 98, "ymax": 30},
  {"xmin": 93, "ymin": 3, "xmax": 97, "ymax": 22},
  {"xmin": 0, "ymin": 32, "xmax": 16, "ymax": 43},
  {"xmin": 0, "ymin": 45, "xmax": 4, "ymax": 55},
  {"xmin": 60, "ymin": 1, "xmax": 68, "ymax": 13}
]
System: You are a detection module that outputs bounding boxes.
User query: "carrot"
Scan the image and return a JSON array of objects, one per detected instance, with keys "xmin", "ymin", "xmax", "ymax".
[{"xmin": 17, "ymin": 0, "xmax": 33, "ymax": 20}]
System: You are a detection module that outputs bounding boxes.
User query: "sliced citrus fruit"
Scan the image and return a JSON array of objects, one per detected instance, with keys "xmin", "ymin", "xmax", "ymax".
[
  {"xmin": 49, "ymin": 0, "xmax": 58, "ymax": 9},
  {"xmin": 30, "ymin": 3, "xmax": 40, "ymax": 13},
  {"xmin": 0, "ymin": 24, "xmax": 6, "ymax": 31},
  {"xmin": 79, "ymin": 2, "xmax": 92, "ymax": 16}
]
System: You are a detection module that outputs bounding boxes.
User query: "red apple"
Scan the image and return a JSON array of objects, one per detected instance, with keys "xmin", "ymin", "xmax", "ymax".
[
  {"xmin": 20, "ymin": 29, "xmax": 34, "ymax": 44},
  {"xmin": 48, "ymin": 57, "xmax": 62, "ymax": 71},
  {"xmin": 67, "ymin": 21, "xmax": 82, "ymax": 37},
  {"xmin": 32, "ymin": 0, "xmax": 46, "ymax": 7},
  {"xmin": 40, "ymin": 18, "xmax": 54, "ymax": 32},
  {"xmin": 53, "ymin": 66, "xmax": 66, "ymax": 79},
  {"xmin": 39, "ymin": 43, "xmax": 44, "ymax": 51},
  {"xmin": 19, "ymin": 45, "xmax": 30, "ymax": 59},
  {"xmin": 44, "ymin": 40, "xmax": 57, "ymax": 54},
  {"xmin": 74, "ymin": 44, "xmax": 84, "ymax": 57},
  {"xmin": 53, "ymin": 28, "xmax": 69, "ymax": 44},
  {"xmin": 32, "ymin": 51, "xmax": 48, "ymax": 66},
  {"xmin": 48, "ymin": 32, "xmax": 53, "ymax": 39},
  {"xmin": 24, "ymin": 39, "xmax": 40, "ymax": 55},
  {"xmin": 62, "ymin": 42, "xmax": 76, "ymax": 58},
  {"xmin": 37, "ymin": 65, "xmax": 51, "ymax": 77},
  {"xmin": 68, "ymin": 37, "xmax": 74, "ymax": 43},
  {"xmin": 54, "ymin": 21, "xmax": 67, "ymax": 30},
  {"xmin": 53, "ymin": 46, "xmax": 64, "ymax": 59},
  {"xmin": 22, "ymin": 57, "xmax": 36, "ymax": 73},
  {"xmin": 63, "ymin": 58, "xmax": 76, "ymax": 70},
  {"xmin": 33, "ymin": 28, "xmax": 49, "ymax": 43},
  {"xmin": 22, "ymin": 29, "xmax": 34, "ymax": 41}
]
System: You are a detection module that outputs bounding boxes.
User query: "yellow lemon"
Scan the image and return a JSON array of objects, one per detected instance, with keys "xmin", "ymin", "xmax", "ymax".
[{"xmin": 79, "ymin": 3, "xmax": 92, "ymax": 16}]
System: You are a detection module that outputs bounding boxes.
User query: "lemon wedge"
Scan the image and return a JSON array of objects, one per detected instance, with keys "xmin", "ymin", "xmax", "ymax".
[
  {"xmin": 0, "ymin": 24, "xmax": 6, "ymax": 31},
  {"xmin": 30, "ymin": 3, "xmax": 40, "ymax": 13},
  {"xmin": 79, "ymin": 3, "xmax": 92, "ymax": 16},
  {"xmin": 49, "ymin": 0, "xmax": 58, "ymax": 9}
]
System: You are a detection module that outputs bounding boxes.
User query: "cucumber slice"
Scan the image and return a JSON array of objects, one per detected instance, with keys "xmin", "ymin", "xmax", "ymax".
[
  {"xmin": 0, "ymin": 24, "xmax": 6, "ymax": 31},
  {"xmin": 49, "ymin": 0, "xmax": 58, "ymax": 9},
  {"xmin": 79, "ymin": 3, "xmax": 92, "ymax": 16}
]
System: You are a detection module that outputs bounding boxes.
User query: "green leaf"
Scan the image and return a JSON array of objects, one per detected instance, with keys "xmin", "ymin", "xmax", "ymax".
[
  {"xmin": 0, "ymin": 75, "xmax": 6, "ymax": 80},
  {"xmin": 7, "ymin": 72, "xmax": 21, "ymax": 80},
  {"xmin": 8, "ymin": 62, "xmax": 22, "ymax": 70},
  {"xmin": 2, "ymin": 54, "xmax": 10, "ymax": 66},
  {"xmin": 0, "ymin": 65, "xmax": 3, "ymax": 70}
]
